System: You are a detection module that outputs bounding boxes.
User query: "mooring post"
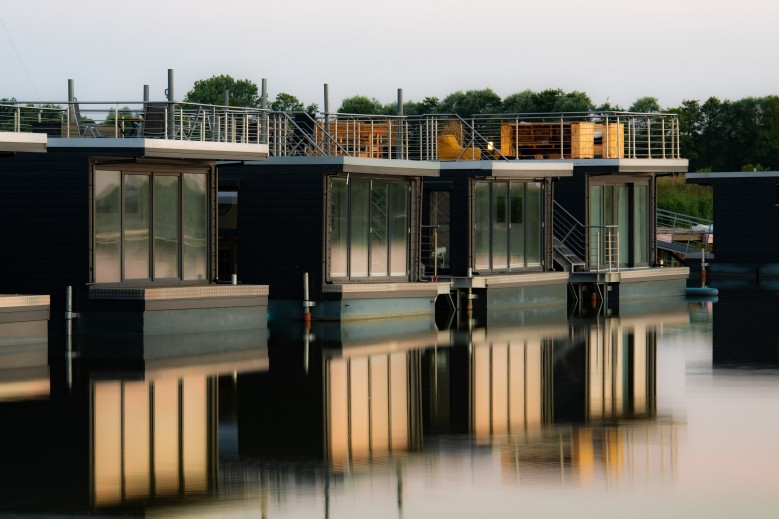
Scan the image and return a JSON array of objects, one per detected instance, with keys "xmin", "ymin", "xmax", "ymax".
[{"xmin": 303, "ymin": 272, "xmax": 315, "ymax": 322}]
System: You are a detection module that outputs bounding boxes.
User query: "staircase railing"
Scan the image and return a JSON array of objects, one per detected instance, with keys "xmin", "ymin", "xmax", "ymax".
[
  {"xmin": 553, "ymin": 201, "xmax": 586, "ymax": 271},
  {"xmin": 657, "ymin": 208, "xmax": 713, "ymax": 254}
]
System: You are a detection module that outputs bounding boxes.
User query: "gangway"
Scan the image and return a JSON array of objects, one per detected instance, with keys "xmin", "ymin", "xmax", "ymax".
[{"xmin": 656, "ymin": 209, "xmax": 713, "ymax": 263}]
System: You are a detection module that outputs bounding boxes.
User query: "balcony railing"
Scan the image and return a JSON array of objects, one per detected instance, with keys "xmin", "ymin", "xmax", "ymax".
[
  {"xmin": 2, "ymin": 103, "xmax": 681, "ymax": 161},
  {"xmin": 0, "ymin": 101, "xmax": 267, "ymax": 144}
]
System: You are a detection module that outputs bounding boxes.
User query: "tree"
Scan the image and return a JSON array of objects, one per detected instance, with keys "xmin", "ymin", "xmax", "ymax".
[
  {"xmin": 184, "ymin": 74, "xmax": 260, "ymax": 107},
  {"xmin": 439, "ymin": 89, "xmax": 502, "ymax": 117},
  {"xmin": 502, "ymin": 90, "xmax": 536, "ymax": 113},
  {"xmin": 338, "ymin": 95, "xmax": 384, "ymax": 114},
  {"xmin": 104, "ymin": 106, "xmax": 135, "ymax": 123},
  {"xmin": 270, "ymin": 92, "xmax": 304, "ymax": 111},
  {"xmin": 629, "ymin": 96, "xmax": 661, "ymax": 113}
]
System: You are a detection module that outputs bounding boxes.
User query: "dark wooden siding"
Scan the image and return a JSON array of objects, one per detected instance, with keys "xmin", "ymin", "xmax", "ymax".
[
  {"xmin": 220, "ymin": 164, "xmax": 325, "ymax": 300},
  {"xmin": 0, "ymin": 151, "xmax": 90, "ymax": 310},
  {"xmin": 712, "ymin": 179, "xmax": 779, "ymax": 263}
]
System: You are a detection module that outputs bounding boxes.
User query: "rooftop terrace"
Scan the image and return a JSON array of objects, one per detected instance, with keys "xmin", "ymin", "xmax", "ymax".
[{"xmin": 1, "ymin": 101, "xmax": 682, "ymax": 162}]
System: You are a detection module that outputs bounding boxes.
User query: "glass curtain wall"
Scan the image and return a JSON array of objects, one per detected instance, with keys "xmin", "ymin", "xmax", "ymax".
[
  {"xmin": 473, "ymin": 180, "xmax": 543, "ymax": 273},
  {"xmin": 329, "ymin": 177, "xmax": 409, "ymax": 281},
  {"xmin": 93, "ymin": 168, "xmax": 210, "ymax": 284}
]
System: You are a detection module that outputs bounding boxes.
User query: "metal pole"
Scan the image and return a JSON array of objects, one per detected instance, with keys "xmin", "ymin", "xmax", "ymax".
[
  {"xmin": 261, "ymin": 78, "xmax": 268, "ymax": 145},
  {"xmin": 143, "ymin": 84, "xmax": 150, "ymax": 103},
  {"xmin": 166, "ymin": 68, "xmax": 175, "ymax": 139},
  {"xmin": 324, "ymin": 83, "xmax": 330, "ymax": 155},
  {"xmin": 224, "ymin": 90, "xmax": 230, "ymax": 107},
  {"xmin": 397, "ymin": 88, "xmax": 404, "ymax": 159},
  {"xmin": 67, "ymin": 79, "xmax": 75, "ymax": 138},
  {"xmin": 65, "ymin": 285, "xmax": 73, "ymax": 337}
]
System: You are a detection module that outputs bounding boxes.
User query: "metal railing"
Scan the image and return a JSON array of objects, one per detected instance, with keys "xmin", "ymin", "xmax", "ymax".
[
  {"xmin": 420, "ymin": 225, "xmax": 445, "ymax": 280},
  {"xmin": 0, "ymin": 101, "xmax": 267, "ymax": 144},
  {"xmin": 2, "ymin": 103, "xmax": 682, "ymax": 161},
  {"xmin": 657, "ymin": 208, "xmax": 713, "ymax": 254},
  {"xmin": 587, "ymin": 225, "xmax": 620, "ymax": 272},
  {"xmin": 264, "ymin": 111, "xmax": 682, "ymax": 161}
]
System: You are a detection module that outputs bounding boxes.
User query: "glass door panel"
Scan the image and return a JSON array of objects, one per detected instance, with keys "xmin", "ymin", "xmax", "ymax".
[
  {"xmin": 492, "ymin": 182, "xmax": 508, "ymax": 269},
  {"xmin": 526, "ymin": 182, "xmax": 542, "ymax": 267},
  {"xmin": 182, "ymin": 174, "xmax": 208, "ymax": 281},
  {"xmin": 153, "ymin": 175, "xmax": 180, "ymax": 279},
  {"xmin": 474, "ymin": 183, "xmax": 490, "ymax": 270},
  {"xmin": 389, "ymin": 182, "xmax": 408, "ymax": 277},
  {"xmin": 509, "ymin": 183, "xmax": 525, "ymax": 268},
  {"xmin": 330, "ymin": 179, "xmax": 348, "ymax": 278},
  {"xmin": 123, "ymin": 174, "xmax": 150, "ymax": 280},
  {"xmin": 350, "ymin": 180, "xmax": 370, "ymax": 278},
  {"xmin": 370, "ymin": 182, "xmax": 389, "ymax": 277},
  {"xmin": 634, "ymin": 185, "xmax": 648, "ymax": 265},
  {"xmin": 94, "ymin": 170, "xmax": 121, "ymax": 283},
  {"xmin": 617, "ymin": 185, "xmax": 629, "ymax": 266}
]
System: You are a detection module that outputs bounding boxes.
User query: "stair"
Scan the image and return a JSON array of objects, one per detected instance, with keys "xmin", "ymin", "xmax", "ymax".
[{"xmin": 553, "ymin": 237, "xmax": 586, "ymax": 272}]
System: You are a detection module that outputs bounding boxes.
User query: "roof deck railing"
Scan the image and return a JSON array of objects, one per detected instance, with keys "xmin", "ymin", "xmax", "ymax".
[
  {"xmin": 0, "ymin": 101, "xmax": 267, "ymax": 145},
  {"xmin": 2, "ymin": 102, "xmax": 681, "ymax": 160}
]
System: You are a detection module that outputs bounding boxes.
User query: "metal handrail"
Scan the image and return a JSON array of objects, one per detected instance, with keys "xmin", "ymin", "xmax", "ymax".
[
  {"xmin": 0, "ymin": 101, "xmax": 268, "ymax": 144},
  {"xmin": 657, "ymin": 208, "xmax": 713, "ymax": 253},
  {"xmin": 586, "ymin": 225, "xmax": 620, "ymax": 272}
]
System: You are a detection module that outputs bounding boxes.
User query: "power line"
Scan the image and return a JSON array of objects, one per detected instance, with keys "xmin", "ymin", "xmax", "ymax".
[{"xmin": 0, "ymin": 15, "xmax": 40, "ymax": 100}]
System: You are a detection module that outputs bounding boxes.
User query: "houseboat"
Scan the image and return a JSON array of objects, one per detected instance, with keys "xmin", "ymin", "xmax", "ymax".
[
  {"xmin": 218, "ymin": 149, "xmax": 449, "ymax": 321},
  {"xmin": 686, "ymin": 170, "xmax": 779, "ymax": 279},
  {"xmin": 423, "ymin": 160, "xmax": 573, "ymax": 310},
  {"xmin": 0, "ymin": 77, "xmax": 269, "ymax": 335},
  {"xmin": 459, "ymin": 112, "xmax": 690, "ymax": 309}
]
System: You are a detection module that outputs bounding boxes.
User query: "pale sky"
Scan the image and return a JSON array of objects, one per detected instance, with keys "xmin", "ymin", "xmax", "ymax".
[{"xmin": 2, "ymin": 0, "xmax": 777, "ymax": 110}]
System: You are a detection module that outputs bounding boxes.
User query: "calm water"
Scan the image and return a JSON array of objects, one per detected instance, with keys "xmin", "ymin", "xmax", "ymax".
[{"xmin": 1, "ymin": 284, "xmax": 779, "ymax": 518}]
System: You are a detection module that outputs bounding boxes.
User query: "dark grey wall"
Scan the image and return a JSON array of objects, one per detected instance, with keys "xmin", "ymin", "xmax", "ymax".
[
  {"xmin": 0, "ymin": 151, "xmax": 90, "ymax": 311},
  {"xmin": 712, "ymin": 179, "xmax": 779, "ymax": 263},
  {"xmin": 219, "ymin": 164, "xmax": 325, "ymax": 300}
]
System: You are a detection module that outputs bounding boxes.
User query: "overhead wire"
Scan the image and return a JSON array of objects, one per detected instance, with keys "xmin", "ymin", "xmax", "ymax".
[{"xmin": 0, "ymin": 15, "xmax": 40, "ymax": 100}]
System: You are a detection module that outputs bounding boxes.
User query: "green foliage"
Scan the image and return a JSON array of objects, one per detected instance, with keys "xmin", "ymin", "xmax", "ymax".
[
  {"xmin": 741, "ymin": 163, "xmax": 768, "ymax": 171},
  {"xmin": 270, "ymin": 92, "xmax": 304, "ymax": 111},
  {"xmin": 104, "ymin": 106, "xmax": 135, "ymax": 123},
  {"xmin": 184, "ymin": 74, "xmax": 260, "ymax": 107},
  {"xmin": 338, "ymin": 95, "xmax": 384, "ymax": 114},
  {"xmin": 657, "ymin": 175, "xmax": 713, "ymax": 220},
  {"xmin": 502, "ymin": 89, "xmax": 593, "ymax": 113},
  {"xmin": 629, "ymin": 96, "xmax": 661, "ymax": 113},
  {"xmin": 439, "ymin": 88, "xmax": 502, "ymax": 117}
]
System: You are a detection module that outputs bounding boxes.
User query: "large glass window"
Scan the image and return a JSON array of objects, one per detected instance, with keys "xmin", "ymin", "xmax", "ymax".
[
  {"xmin": 634, "ymin": 185, "xmax": 648, "ymax": 265},
  {"xmin": 93, "ymin": 168, "xmax": 210, "ymax": 284},
  {"xmin": 328, "ymin": 177, "xmax": 409, "ymax": 281},
  {"xmin": 473, "ymin": 180, "xmax": 545, "ymax": 273}
]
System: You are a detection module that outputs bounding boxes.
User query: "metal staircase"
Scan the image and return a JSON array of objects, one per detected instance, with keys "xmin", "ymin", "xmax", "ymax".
[{"xmin": 553, "ymin": 201, "xmax": 586, "ymax": 271}]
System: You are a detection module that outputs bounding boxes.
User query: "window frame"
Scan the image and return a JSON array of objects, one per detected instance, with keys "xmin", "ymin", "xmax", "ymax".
[{"xmin": 90, "ymin": 162, "xmax": 213, "ymax": 286}]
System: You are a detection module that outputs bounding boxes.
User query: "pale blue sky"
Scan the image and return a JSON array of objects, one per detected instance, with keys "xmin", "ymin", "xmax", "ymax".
[{"xmin": 2, "ymin": 0, "xmax": 777, "ymax": 110}]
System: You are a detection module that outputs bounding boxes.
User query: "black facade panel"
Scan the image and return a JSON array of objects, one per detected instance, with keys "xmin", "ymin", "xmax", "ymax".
[
  {"xmin": 220, "ymin": 166, "xmax": 325, "ymax": 300},
  {"xmin": 713, "ymin": 180, "xmax": 779, "ymax": 263},
  {"xmin": 0, "ymin": 151, "xmax": 90, "ymax": 309}
]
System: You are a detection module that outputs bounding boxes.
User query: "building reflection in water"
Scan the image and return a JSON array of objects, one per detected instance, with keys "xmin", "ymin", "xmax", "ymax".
[{"xmin": 0, "ymin": 319, "xmax": 49, "ymax": 403}]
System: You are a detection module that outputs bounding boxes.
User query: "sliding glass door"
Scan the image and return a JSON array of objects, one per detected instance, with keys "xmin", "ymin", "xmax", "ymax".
[
  {"xmin": 589, "ymin": 181, "xmax": 649, "ymax": 268},
  {"xmin": 93, "ymin": 167, "xmax": 210, "ymax": 284},
  {"xmin": 329, "ymin": 177, "xmax": 409, "ymax": 281},
  {"xmin": 472, "ymin": 180, "xmax": 543, "ymax": 273}
]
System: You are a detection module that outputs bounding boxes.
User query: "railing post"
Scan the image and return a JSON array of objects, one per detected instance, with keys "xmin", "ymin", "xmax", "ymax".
[
  {"xmin": 646, "ymin": 116, "xmax": 651, "ymax": 158},
  {"xmin": 560, "ymin": 115, "xmax": 564, "ymax": 159},
  {"xmin": 605, "ymin": 114, "xmax": 610, "ymax": 159},
  {"xmin": 661, "ymin": 118, "xmax": 666, "ymax": 159}
]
